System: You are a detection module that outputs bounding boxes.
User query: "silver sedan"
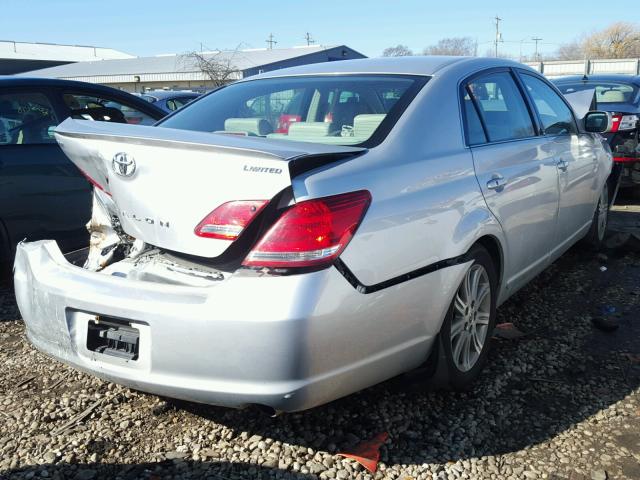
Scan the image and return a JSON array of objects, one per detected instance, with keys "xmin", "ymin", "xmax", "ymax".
[{"xmin": 14, "ymin": 56, "xmax": 612, "ymax": 412}]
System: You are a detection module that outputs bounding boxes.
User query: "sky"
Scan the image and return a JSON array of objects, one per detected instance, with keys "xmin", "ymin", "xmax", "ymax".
[{"xmin": 0, "ymin": 0, "xmax": 635, "ymax": 60}]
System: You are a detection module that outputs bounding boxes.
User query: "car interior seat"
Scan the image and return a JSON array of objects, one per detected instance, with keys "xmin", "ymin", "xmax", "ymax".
[{"xmin": 330, "ymin": 97, "xmax": 372, "ymax": 133}]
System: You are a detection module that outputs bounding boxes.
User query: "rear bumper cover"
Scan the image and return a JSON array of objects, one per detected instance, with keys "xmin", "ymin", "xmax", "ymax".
[{"xmin": 14, "ymin": 240, "xmax": 465, "ymax": 411}]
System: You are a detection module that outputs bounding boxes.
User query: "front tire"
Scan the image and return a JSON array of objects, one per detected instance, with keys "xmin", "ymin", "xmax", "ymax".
[
  {"xmin": 436, "ymin": 245, "xmax": 498, "ymax": 390},
  {"xmin": 582, "ymin": 181, "xmax": 609, "ymax": 250}
]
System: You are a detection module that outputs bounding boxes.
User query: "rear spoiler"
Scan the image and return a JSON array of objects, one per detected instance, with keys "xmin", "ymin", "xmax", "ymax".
[{"xmin": 54, "ymin": 118, "xmax": 367, "ymax": 188}]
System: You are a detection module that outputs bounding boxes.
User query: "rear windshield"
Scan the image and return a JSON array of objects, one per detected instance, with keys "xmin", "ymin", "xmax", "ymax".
[
  {"xmin": 555, "ymin": 81, "xmax": 639, "ymax": 106},
  {"xmin": 159, "ymin": 75, "xmax": 427, "ymax": 147}
]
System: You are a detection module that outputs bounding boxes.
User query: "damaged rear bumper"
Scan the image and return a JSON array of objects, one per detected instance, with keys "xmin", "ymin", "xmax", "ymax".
[{"xmin": 13, "ymin": 240, "xmax": 458, "ymax": 411}]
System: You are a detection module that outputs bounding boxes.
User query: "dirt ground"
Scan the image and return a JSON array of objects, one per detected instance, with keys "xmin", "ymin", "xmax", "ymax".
[{"xmin": 1, "ymin": 195, "xmax": 640, "ymax": 480}]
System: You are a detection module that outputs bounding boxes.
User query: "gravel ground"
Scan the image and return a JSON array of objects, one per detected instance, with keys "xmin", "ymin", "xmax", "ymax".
[{"xmin": 2, "ymin": 201, "xmax": 640, "ymax": 480}]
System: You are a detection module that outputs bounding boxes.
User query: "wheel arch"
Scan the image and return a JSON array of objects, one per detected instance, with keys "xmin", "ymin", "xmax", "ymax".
[{"xmin": 470, "ymin": 234, "xmax": 504, "ymax": 293}]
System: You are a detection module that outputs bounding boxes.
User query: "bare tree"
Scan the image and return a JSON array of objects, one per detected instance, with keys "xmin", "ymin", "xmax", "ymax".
[
  {"xmin": 583, "ymin": 22, "xmax": 640, "ymax": 58},
  {"xmin": 554, "ymin": 40, "xmax": 585, "ymax": 60},
  {"xmin": 481, "ymin": 48, "xmax": 514, "ymax": 60},
  {"xmin": 382, "ymin": 45, "xmax": 413, "ymax": 57},
  {"xmin": 181, "ymin": 47, "xmax": 243, "ymax": 87},
  {"xmin": 553, "ymin": 22, "xmax": 640, "ymax": 60},
  {"xmin": 423, "ymin": 37, "xmax": 477, "ymax": 56}
]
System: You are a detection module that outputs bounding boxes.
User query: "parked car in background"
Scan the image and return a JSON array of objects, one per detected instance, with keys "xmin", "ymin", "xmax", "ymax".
[
  {"xmin": 553, "ymin": 75, "xmax": 640, "ymax": 193},
  {"xmin": 0, "ymin": 77, "xmax": 166, "ymax": 275},
  {"xmin": 14, "ymin": 57, "xmax": 612, "ymax": 412},
  {"xmin": 140, "ymin": 90, "xmax": 201, "ymax": 113}
]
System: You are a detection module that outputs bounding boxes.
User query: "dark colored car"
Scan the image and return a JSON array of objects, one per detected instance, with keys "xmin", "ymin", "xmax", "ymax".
[
  {"xmin": 0, "ymin": 77, "xmax": 166, "ymax": 274},
  {"xmin": 140, "ymin": 90, "xmax": 201, "ymax": 113},
  {"xmin": 553, "ymin": 75, "xmax": 640, "ymax": 191}
]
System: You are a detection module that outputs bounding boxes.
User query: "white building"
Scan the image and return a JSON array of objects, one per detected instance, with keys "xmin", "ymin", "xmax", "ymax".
[
  {"xmin": 22, "ymin": 45, "xmax": 366, "ymax": 92},
  {"xmin": 0, "ymin": 40, "xmax": 134, "ymax": 75}
]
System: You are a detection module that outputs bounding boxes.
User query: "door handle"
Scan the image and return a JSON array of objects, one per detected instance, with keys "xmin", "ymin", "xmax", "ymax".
[
  {"xmin": 486, "ymin": 175, "xmax": 507, "ymax": 190},
  {"xmin": 557, "ymin": 158, "xmax": 569, "ymax": 171}
]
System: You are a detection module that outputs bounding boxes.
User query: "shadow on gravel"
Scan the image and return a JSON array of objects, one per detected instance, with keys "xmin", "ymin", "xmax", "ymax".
[
  {"xmin": 3, "ymin": 203, "xmax": 640, "ymax": 480},
  {"xmin": 0, "ymin": 286, "xmax": 19, "ymax": 323},
  {"xmin": 0, "ymin": 460, "xmax": 316, "ymax": 480}
]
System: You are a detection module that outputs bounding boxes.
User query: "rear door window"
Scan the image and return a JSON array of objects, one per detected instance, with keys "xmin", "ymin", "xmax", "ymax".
[
  {"xmin": 520, "ymin": 74, "xmax": 577, "ymax": 135},
  {"xmin": 63, "ymin": 93, "xmax": 157, "ymax": 125},
  {"xmin": 466, "ymin": 72, "xmax": 536, "ymax": 143},
  {"xmin": 0, "ymin": 91, "xmax": 59, "ymax": 145}
]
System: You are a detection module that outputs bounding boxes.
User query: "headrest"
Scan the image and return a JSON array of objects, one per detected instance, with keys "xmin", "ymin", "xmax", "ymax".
[
  {"xmin": 224, "ymin": 117, "xmax": 273, "ymax": 136},
  {"xmin": 353, "ymin": 114, "xmax": 386, "ymax": 138},
  {"xmin": 287, "ymin": 122, "xmax": 331, "ymax": 137}
]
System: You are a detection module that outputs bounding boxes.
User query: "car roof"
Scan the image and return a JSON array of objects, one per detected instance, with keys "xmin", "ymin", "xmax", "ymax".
[
  {"xmin": 0, "ymin": 76, "xmax": 166, "ymax": 117},
  {"xmin": 247, "ymin": 55, "xmax": 535, "ymax": 81},
  {"xmin": 552, "ymin": 74, "xmax": 640, "ymax": 86},
  {"xmin": 142, "ymin": 90, "xmax": 200, "ymax": 100},
  {"xmin": 0, "ymin": 76, "xmax": 130, "ymax": 92}
]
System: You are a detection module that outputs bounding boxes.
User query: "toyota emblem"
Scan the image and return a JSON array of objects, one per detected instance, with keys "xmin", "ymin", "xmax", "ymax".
[{"xmin": 112, "ymin": 152, "xmax": 136, "ymax": 177}]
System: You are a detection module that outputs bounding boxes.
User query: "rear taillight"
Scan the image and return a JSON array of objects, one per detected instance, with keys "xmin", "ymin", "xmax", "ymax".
[
  {"xmin": 610, "ymin": 114, "xmax": 638, "ymax": 132},
  {"xmin": 242, "ymin": 190, "xmax": 371, "ymax": 269},
  {"xmin": 194, "ymin": 200, "xmax": 268, "ymax": 240}
]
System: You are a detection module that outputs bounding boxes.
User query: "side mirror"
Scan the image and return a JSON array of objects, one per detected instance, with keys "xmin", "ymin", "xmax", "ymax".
[{"xmin": 584, "ymin": 111, "xmax": 611, "ymax": 133}]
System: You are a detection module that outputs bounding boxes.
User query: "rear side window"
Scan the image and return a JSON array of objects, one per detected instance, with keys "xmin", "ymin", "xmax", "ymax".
[
  {"xmin": 467, "ymin": 72, "xmax": 535, "ymax": 143},
  {"xmin": 520, "ymin": 74, "xmax": 577, "ymax": 135},
  {"xmin": 63, "ymin": 93, "xmax": 157, "ymax": 126},
  {"xmin": 0, "ymin": 91, "xmax": 58, "ymax": 145}
]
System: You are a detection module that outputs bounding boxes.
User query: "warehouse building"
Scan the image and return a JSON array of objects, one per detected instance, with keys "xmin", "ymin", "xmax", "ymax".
[
  {"xmin": 23, "ymin": 45, "xmax": 366, "ymax": 92},
  {"xmin": 0, "ymin": 40, "xmax": 133, "ymax": 75}
]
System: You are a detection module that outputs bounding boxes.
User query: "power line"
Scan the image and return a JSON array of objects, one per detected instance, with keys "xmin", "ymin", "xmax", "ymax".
[
  {"xmin": 494, "ymin": 15, "xmax": 502, "ymax": 57},
  {"xmin": 532, "ymin": 37, "xmax": 543, "ymax": 61},
  {"xmin": 266, "ymin": 33, "xmax": 277, "ymax": 50},
  {"xmin": 304, "ymin": 32, "xmax": 315, "ymax": 46}
]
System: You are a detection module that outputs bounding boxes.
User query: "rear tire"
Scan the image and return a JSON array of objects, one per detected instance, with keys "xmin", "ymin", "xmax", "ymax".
[
  {"xmin": 582, "ymin": 181, "xmax": 609, "ymax": 250},
  {"xmin": 431, "ymin": 244, "xmax": 498, "ymax": 390}
]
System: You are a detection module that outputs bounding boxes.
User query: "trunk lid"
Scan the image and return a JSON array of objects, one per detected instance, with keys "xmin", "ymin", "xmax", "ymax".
[{"xmin": 55, "ymin": 118, "xmax": 364, "ymax": 258}]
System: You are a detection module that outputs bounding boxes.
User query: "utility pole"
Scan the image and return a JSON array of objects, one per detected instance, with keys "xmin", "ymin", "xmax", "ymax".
[
  {"xmin": 532, "ymin": 37, "xmax": 542, "ymax": 61},
  {"xmin": 304, "ymin": 32, "xmax": 315, "ymax": 46},
  {"xmin": 494, "ymin": 15, "xmax": 502, "ymax": 58},
  {"xmin": 266, "ymin": 33, "xmax": 277, "ymax": 50}
]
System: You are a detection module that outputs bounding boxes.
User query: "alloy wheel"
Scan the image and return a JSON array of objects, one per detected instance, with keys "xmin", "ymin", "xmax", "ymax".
[
  {"xmin": 450, "ymin": 264, "xmax": 492, "ymax": 372},
  {"xmin": 597, "ymin": 184, "xmax": 608, "ymax": 241}
]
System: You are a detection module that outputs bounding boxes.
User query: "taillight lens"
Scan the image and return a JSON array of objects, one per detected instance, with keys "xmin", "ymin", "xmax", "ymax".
[
  {"xmin": 242, "ymin": 190, "xmax": 371, "ymax": 268},
  {"xmin": 194, "ymin": 200, "xmax": 268, "ymax": 240},
  {"xmin": 610, "ymin": 113, "xmax": 638, "ymax": 132}
]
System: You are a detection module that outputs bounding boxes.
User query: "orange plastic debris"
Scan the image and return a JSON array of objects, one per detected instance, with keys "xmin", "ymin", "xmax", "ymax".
[
  {"xmin": 493, "ymin": 322, "xmax": 526, "ymax": 339},
  {"xmin": 337, "ymin": 432, "xmax": 389, "ymax": 473}
]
